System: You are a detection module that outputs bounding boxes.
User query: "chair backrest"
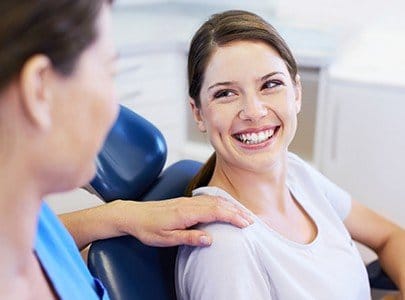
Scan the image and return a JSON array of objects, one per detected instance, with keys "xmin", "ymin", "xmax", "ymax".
[{"xmin": 88, "ymin": 105, "xmax": 203, "ymax": 300}]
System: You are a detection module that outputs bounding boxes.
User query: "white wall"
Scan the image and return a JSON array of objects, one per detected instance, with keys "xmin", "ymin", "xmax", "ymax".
[
  {"xmin": 276, "ymin": 0, "xmax": 405, "ymax": 31},
  {"xmin": 46, "ymin": 189, "xmax": 104, "ymax": 214}
]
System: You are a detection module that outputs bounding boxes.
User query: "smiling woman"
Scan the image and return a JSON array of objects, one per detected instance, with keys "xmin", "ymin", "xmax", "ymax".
[{"xmin": 176, "ymin": 10, "xmax": 405, "ymax": 300}]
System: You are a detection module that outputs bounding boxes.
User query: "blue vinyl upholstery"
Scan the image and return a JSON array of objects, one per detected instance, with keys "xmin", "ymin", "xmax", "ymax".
[
  {"xmin": 88, "ymin": 104, "xmax": 202, "ymax": 300},
  {"xmin": 90, "ymin": 105, "xmax": 167, "ymax": 202},
  {"xmin": 367, "ymin": 260, "xmax": 397, "ymax": 291},
  {"xmin": 88, "ymin": 104, "xmax": 396, "ymax": 300}
]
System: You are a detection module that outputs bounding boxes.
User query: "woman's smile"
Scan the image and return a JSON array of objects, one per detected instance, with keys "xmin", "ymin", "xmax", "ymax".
[{"xmin": 232, "ymin": 125, "xmax": 280, "ymax": 151}]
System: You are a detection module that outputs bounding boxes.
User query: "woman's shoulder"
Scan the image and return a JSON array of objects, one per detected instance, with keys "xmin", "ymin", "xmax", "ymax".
[
  {"xmin": 176, "ymin": 221, "xmax": 259, "ymax": 280},
  {"xmin": 176, "ymin": 219, "xmax": 267, "ymax": 299},
  {"xmin": 189, "ymin": 186, "xmax": 256, "ymax": 250},
  {"xmin": 177, "ymin": 220, "xmax": 259, "ymax": 271},
  {"xmin": 203, "ymin": 220, "xmax": 253, "ymax": 241}
]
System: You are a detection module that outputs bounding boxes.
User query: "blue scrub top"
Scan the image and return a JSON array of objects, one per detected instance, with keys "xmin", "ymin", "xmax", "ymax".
[{"xmin": 34, "ymin": 203, "xmax": 109, "ymax": 299}]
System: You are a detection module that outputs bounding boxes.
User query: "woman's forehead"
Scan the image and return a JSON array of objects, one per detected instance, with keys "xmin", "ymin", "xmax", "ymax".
[{"xmin": 203, "ymin": 41, "xmax": 288, "ymax": 84}]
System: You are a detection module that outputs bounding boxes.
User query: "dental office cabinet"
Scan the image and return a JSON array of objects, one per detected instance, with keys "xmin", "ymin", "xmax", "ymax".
[{"xmin": 314, "ymin": 22, "xmax": 405, "ymax": 229}]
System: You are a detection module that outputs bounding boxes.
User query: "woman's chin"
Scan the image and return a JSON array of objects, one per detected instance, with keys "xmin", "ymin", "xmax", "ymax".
[
  {"xmin": 62, "ymin": 162, "xmax": 97, "ymax": 193},
  {"xmin": 79, "ymin": 163, "xmax": 97, "ymax": 186}
]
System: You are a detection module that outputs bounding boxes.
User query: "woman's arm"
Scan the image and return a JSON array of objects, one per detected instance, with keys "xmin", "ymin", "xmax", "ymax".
[
  {"xmin": 59, "ymin": 195, "xmax": 253, "ymax": 250},
  {"xmin": 344, "ymin": 199, "xmax": 405, "ymax": 293}
]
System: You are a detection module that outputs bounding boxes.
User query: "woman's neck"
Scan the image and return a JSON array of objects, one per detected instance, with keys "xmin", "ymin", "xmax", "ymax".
[
  {"xmin": 209, "ymin": 154, "xmax": 290, "ymax": 216},
  {"xmin": 0, "ymin": 159, "xmax": 44, "ymax": 287}
]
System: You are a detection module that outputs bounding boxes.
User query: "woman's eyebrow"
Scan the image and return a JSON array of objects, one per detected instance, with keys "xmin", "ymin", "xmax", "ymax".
[
  {"xmin": 208, "ymin": 81, "xmax": 236, "ymax": 91},
  {"xmin": 207, "ymin": 71, "xmax": 286, "ymax": 91},
  {"xmin": 260, "ymin": 71, "xmax": 285, "ymax": 81}
]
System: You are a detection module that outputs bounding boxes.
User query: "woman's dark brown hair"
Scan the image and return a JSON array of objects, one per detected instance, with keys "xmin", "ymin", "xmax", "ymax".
[
  {"xmin": 0, "ymin": 0, "xmax": 113, "ymax": 91},
  {"xmin": 185, "ymin": 10, "xmax": 298, "ymax": 196}
]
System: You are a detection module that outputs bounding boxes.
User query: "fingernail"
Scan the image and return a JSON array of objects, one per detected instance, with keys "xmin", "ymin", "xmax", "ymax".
[
  {"xmin": 244, "ymin": 217, "xmax": 254, "ymax": 226},
  {"xmin": 200, "ymin": 236, "xmax": 211, "ymax": 246},
  {"xmin": 242, "ymin": 219, "xmax": 250, "ymax": 227}
]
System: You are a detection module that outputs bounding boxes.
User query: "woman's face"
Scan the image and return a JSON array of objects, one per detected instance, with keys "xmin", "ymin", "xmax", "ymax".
[
  {"xmin": 191, "ymin": 40, "xmax": 301, "ymax": 173},
  {"xmin": 47, "ymin": 4, "xmax": 118, "ymax": 190}
]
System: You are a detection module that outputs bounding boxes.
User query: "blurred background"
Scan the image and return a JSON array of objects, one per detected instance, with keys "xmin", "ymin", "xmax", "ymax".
[{"xmin": 47, "ymin": 2, "xmax": 405, "ymax": 296}]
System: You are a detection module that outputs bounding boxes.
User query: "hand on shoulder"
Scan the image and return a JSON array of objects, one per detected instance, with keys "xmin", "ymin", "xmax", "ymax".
[{"xmin": 113, "ymin": 195, "xmax": 253, "ymax": 247}]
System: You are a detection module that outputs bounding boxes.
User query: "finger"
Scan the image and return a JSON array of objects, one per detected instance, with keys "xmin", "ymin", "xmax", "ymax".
[
  {"xmin": 208, "ymin": 207, "xmax": 253, "ymax": 229},
  {"xmin": 193, "ymin": 196, "xmax": 254, "ymax": 226},
  {"xmin": 186, "ymin": 205, "xmax": 253, "ymax": 229},
  {"xmin": 168, "ymin": 230, "xmax": 213, "ymax": 247},
  {"xmin": 204, "ymin": 196, "xmax": 254, "ymax": 226}
]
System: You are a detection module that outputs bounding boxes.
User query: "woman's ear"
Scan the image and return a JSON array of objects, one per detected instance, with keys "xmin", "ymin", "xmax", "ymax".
[
  {"xmin": 189, "ymin": 98, "xmax": 206, "ymax": 132},
  {"xmin": 19, "ymin": 54, "xmax": 53, "ymax": 130},
  {"xmin": 294, "ymin": 74, "xmax": 302, "ymax": 114}
]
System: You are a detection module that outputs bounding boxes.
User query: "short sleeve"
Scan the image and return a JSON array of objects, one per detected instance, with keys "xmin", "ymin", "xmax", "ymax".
[
  {"xmin": 175, "ymin": 223, "xmax": 272, "ymax": 300},
  {"xmin": 288, "ymin": 152, "xmax": 352, "ymax": 220}
]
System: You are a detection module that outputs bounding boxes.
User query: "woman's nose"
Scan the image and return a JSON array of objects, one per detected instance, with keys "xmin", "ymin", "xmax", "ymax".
[{"xmin": 238, "ymin": 95, "xmax": 268, "ymax": 121}]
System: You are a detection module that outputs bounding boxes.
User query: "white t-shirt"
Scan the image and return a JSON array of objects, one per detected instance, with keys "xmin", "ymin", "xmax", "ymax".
[{"xmin": 176, "ymin": 153, "xmax": 371, "ymax": 300}]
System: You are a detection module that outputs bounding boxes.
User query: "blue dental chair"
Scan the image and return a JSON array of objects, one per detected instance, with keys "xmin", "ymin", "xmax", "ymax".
[
  {"xmin": 88, "ymin": 105, "xmax": 202, "ymax": 300},
  {"xmin": 87, "ymin": 105, "xmax": 397, "ymax": 300}
]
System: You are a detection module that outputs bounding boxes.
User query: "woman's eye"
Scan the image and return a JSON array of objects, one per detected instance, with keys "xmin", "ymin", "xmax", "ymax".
[
  {"xmin": 262, "ymin": 80, "xmax": 283, "ymax": 90},
  {"xmin": 214, "ymin": 90, "xmax": 236, "ymax": 99}
]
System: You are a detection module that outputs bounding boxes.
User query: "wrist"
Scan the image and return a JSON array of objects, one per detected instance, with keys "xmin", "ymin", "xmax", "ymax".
[
  {"xmin": 105, "ymin": 200, "xmax": 126, "ymax": 236},
  {"xmin": 107, "ymin": 200, "xmax": 142, "ymax": 238}
]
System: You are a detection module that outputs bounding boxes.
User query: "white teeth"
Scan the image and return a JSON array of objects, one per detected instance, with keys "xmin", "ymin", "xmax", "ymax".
[
  {"xmin": 236, "ymin": 129, "xmax": 275, "ymax": 144},
  {"xmin": 258, "ymin": 132, "xmax": 265, "ymax": 141},
  {"xmin": 251, "ymin": 133, "xmax": 258, "ymax": 142}
]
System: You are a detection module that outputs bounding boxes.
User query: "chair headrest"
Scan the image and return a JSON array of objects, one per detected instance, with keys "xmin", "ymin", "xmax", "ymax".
[{"xmin": 90, "ymin": 105, "xmax": 167, "ymax": 202}]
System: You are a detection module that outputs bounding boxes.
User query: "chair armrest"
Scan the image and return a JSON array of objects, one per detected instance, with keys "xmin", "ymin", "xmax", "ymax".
[
  {"xmin": 88, "ymin": 236, "xmax": 177, "ymax": 300},
  {"xmin": 367, "ymin": 259, "xmax": 397, "ymax": 290}
]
